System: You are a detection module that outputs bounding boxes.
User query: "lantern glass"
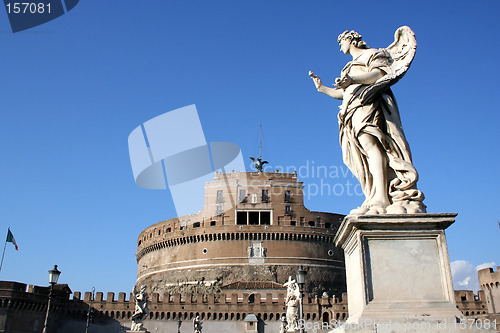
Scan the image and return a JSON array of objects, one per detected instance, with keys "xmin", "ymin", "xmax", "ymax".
[
  {"xmin": 48, "ymin": 265, "xmax": 61, "ymax": 285},
  {"xmin": 296, "ymin": 266, "xmax": 306, "ymax": 285}
]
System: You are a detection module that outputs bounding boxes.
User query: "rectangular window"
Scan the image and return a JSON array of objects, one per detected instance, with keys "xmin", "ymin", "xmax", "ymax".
[
  {"xmin": 285, "ymin": 190, "xmax": 291, "ymax": 202},
  {"xmin": 290, "ymin": 220, "xmax": 296, "ymax": 226},
  {"xmin": 262, "ymin": 190, "xmax": 269, "ymax": 202},
  {"xmin": 261, "ymin": 211, "xmax": 271, "ymax": 225},
  {"xmin": 237, "ymin": 211, "xmax": 247, "ymax": 225},
  {"xmin": 308, "ymin": 221, "xmax": 315, "ymax": 227},
  {"xmin": 193, "ymin": 222, "xmax": 201, "ymax": 228},
  {"xmin": 216, "ymin": 205, "xmax": 223, "ymax": 215},
  {"xmin": 285, "ymin": 206, "xmax": 291, "ymax": 215},
  {"xmin": 325, "ymin": 223, "xmax": 331, "ymax": 229},
  {"xmin": 239, "ymin": 190, "xmax": 246, "ymax": 203},
  {"xmin": 216, "ymin": 190, "xmax": 224, "ymax": 203},
  {"xmin": 249, "ymin": 211, "xmax": 259, "ymax": 225},
  {"xmin": 210, "ymin": 221, "xmax": 216, "ymax": 226},
  {"xmin": 251, "ymin": 194, "xmax": 258, "ymax": 203}
]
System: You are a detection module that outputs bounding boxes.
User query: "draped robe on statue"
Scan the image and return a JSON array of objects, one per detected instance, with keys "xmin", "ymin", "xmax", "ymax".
[{"xmin": 337, "ymin": 49, "xmax": 425, "ymax": 209}]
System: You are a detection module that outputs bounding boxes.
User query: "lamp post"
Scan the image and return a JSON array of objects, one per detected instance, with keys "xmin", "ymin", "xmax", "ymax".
[
  {"xmin": 85, "ymin": 287, "xmax": 95, "ymax": 333},
  {"xmin": 296, "ymin": 266, "xmax": 307, "ymax": 333},
  {"xmin": 42, "ymin": 265, "xmax": 61, "ymax": 333}
]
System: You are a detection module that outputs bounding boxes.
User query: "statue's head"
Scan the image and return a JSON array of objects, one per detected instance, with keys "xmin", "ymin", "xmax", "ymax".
[{"xmin": 337, "ymin": 30, "xmax": 367, "ymax": 49}]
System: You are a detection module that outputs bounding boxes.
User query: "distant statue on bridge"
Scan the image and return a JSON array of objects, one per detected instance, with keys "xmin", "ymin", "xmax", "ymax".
[
  {"xmin": 283, "ymin": 277, "xmax": 300, "ymax": 332},
  {"xmin": 131, "ymin": 285, "xmax": 149, "ymax": 331}
]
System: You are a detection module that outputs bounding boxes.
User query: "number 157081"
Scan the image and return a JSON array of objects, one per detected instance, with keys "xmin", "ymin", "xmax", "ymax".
[{"xmin": 6, "ymin": 2, "xmax": 51, "ymax": 14}]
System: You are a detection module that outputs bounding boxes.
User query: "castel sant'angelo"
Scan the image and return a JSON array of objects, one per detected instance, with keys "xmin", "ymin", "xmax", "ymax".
[{"xmin": 136, "ymin": 170, "xmax": 346, "ymax": 298}]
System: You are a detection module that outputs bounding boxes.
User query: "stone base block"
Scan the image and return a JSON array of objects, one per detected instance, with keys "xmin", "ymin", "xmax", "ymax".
[{"xmin": 331, "ymin": 213, "xmax": 495, "ymax": 332}]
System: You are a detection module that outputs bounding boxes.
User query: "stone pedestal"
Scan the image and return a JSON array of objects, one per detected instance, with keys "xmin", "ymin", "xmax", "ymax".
[{"xmin": 330, "ymin": 213, "xmax": 495, "ymax": 332}]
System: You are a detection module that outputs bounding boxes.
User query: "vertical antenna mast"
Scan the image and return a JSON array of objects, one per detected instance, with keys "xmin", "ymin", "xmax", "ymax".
[
  {"xmin": 259, "ymin": 121, "xmax": 263, "ymax": 158},
  {"xmin": 250, "ymin": 122, "xmax": 268, "ymax": 172}
]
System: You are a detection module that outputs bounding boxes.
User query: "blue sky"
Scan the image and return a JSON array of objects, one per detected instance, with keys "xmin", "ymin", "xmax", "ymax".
[{"xmin": 0, "ymin": 0, "xmax": 498, "ymax": 295}]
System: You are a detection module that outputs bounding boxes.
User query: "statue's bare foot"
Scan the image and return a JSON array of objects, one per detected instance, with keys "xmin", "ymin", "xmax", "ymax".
[
  {"xmin": 350, "ymin": 198, "xmax": 389, "ymax": 215},
  {"xmin": 349, "ymin": 206, "xmax": 370, "ymax": 215},
  {"xmin": 386, "ymin": 201, "xmax": 427, "ymax": 214},
  {"xmin": 365, "ymin": 204, "xmax": 387, "ymax": 215}
]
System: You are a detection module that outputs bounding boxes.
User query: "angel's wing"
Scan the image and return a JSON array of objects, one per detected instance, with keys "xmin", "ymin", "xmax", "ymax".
[
  {"xmin": 359, "ymin": 26, "xmax": 416, "ymax": 105},
  {"xmin": 386, "ymin": 26, "xmax": 417, "ymax": 83}
]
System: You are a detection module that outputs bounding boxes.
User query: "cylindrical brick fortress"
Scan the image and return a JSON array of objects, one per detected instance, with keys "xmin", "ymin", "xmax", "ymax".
[{"xmin": 136, "ymin": 171, "xmax": 346, "ymax": 296}]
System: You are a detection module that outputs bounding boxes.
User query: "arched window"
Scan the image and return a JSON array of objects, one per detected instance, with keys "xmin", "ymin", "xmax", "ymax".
[
  {"xmin": 248, "ymin": 294, "xmax": 255, "ymax": 304},
  {"xmin": 322, "ymin": 312, "xmax": 329, "ymax": 323}
]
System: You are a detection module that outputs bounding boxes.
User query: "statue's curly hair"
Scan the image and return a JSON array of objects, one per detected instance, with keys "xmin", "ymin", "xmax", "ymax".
[{"xmin": 337, "ymin": 30, "xmax": 367, "ymax": 48}]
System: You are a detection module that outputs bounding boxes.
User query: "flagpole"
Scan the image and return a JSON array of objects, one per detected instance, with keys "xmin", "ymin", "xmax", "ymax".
[{"xmin": 0, "ymin": 235, "xmax": 7, "ymax": 274}]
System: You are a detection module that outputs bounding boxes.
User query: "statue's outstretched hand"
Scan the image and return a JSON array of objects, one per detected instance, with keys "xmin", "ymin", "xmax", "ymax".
[
  {"xmin": 334, "ymin": 74, "xmax": 352, "ymax": 89},
  {"xmin": 309, "ymin": 71, "xmax": 323, "ymax": 90}
]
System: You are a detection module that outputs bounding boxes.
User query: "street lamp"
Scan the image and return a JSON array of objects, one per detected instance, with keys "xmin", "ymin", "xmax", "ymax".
[
  {"xmin": 42, "ymin": 265, "xmax": 61, "ymax": 333},
  {"xmin": 85, "ymin": 287, "xmax": 95, "ymax": 333},
  {"xmin": 296, "ymin": 266, "xmax": 307, "ymax": 333}
]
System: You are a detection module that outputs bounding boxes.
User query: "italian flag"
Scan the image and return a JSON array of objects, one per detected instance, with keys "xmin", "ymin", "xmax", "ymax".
[{"xmin": 6, "ymin": 229, "xmax": 18, "ymax": 251}]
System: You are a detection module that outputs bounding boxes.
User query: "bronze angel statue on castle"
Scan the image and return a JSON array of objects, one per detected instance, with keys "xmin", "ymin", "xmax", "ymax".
[{"xmin": 310, "ymin": 26, "xmax": 426, "ymax": 215}]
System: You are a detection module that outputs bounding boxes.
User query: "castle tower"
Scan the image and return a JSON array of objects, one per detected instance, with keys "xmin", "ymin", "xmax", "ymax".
[
  {"xmin": 479, "ymin": 266, "xmax": 500, "ymax": 314},
  {"xmin": 136, "ymin": 171, "xmax": 346, "ymax": 296}
]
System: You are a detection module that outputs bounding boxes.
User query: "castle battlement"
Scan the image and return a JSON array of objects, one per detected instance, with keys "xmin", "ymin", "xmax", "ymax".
[
  {"xmin": 67, "ymin": 289, "xmax": 349, "ymax": 324},
  {"xmin": 478, "ymin": 266, "xmax": 500, "ymax": 315}
]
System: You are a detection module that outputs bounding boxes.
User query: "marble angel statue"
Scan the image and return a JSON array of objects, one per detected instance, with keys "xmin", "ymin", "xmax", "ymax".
[
  {"xmin": 131, "ymin": 285, "xmax": 149, "ymax": 331},
  {"xmin": 309, "ymin": 26, "xmax": 426, "ymax": 215},
  {"xmin": 283, "ymin": 276, "xmax": 300, "ymax": 332}
]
